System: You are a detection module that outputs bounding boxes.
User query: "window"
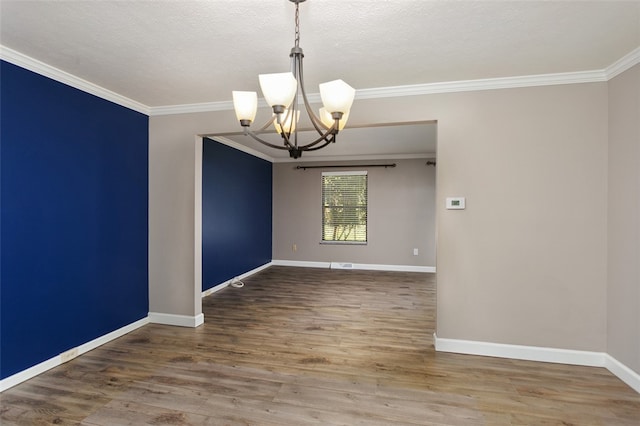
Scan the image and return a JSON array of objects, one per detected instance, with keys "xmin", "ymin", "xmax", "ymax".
[{"xmin": 322, "ymin": 171, "xmax": 367, "ymax": 243}]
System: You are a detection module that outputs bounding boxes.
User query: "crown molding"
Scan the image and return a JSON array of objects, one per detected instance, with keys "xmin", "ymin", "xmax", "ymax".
[
  {"xmin": 605, "ymin": 46, "xmax": 640, "ymax": 80},
  {"xmin": 148, "ymin": 70, "xmax": 607, "ymax": 116},
  {"xmin": 356, "ymin": 69, "xmax": 607, "ymax": 100},
  {"xmin": 3, "ymin": 43, "xmax": 637, "ymax": 118},
  {"xmin": 149, "ymin": 95, "xmax": 322, "ymax": 116},
  {"xmin": 150, "ymin": 100, "xmax": 233, "ymax": 116},
  {"xmin": 0, "ymin": 45, "xmax": 149, "ymax": 115}
]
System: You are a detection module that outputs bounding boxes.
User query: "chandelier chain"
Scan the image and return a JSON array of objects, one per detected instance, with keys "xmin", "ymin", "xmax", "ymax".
[{"xmin": 294, "ymin": 2, "xmax": 300, "ymax": 48}]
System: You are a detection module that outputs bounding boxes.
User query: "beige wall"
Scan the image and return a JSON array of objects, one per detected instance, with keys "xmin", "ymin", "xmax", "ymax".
[
  {"xmin": 272, "ymin": 159, "xmax": 436, "ymax": 267},
  {"xmin": 340, "ymin": 83, "xmax": 608, "ymax": 351},
  {"xmin": 607, "ymin": 64, "xmax": 640, "ymax": 373},
  {"xmin": 148, "ymin": 110, "xmax": 238, "ymax": 317},
  {"xmin": 149, "ymin": 81, "xmax": 611, "ymax": 354},
  {"xmin": 428, "ymin": 84, "xmax": 608, "ymax": 351}
]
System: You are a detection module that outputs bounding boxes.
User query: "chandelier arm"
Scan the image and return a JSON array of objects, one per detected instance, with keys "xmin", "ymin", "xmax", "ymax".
[
  {"xmin": 295, "ymin": 122, "xmax": 339, "ymax": 150},
  {"xmin": 243, "ymin": 129, "xmax": 291, "ymax": 151},
  {"xmin": 275, "ymin": 109, "xmax": 297, "ymax": 150},
  {"xmin": 254, "ymin": 115, "xmax": 278, "ymax": 132},
  {"xmin": 251, "ymin": 115, "xmax": 296, "ymax": 150},
  {"xmin": 302, "ymin": 137, "xmax": 335, "ymax": 152},
  {"xmin": 295, "ymin": 53, "xmax": 332, "ymax": 135}
]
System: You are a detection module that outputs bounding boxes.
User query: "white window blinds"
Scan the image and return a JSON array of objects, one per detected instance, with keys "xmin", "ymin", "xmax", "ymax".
[{"xmin": 321, "ymin": 171, "xmax": 368, "ymax": 243}]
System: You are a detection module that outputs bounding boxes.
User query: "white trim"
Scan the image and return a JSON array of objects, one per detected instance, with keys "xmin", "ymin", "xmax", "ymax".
[
  {"xmin": 148, "ymin": 70, "xmax": 608, "ymax": 116},
  {"xmin": 272, "ymin": 259, "xmax": 435, "ymax": 273},
  {"xmin": 202, "ymin": 281, "xmax": 230, "ymax": 298},
  {"xmin": 356, "ymin": 70, "xmax": 607, "ymax": 101},
  {"xmin": 0, "ymin": 356, "xmax": 60, "ymax": 393},
  {"xmin": 272, "ymin": 260, "xmax": 332, "ymax": 269},
  {"xmin": 605, "ymin": 46, "xmax": 640, "ymax": 81},
  {"xmin": 149, "ymin": 96, "xmax": 311, "ymax": 116},
  {"xmin": 201, "ymin": 262, "xmax": 273, "ymax": 298},
  {"xmin": 0, "ymin": 45, "xmax": 149, "ymax": 115},
  {"xmin": 330, "ymin": 262, "xmax": 355, "ymax": 269},
  {"xmin": 433, "ymin": 334, "xmax": 640, "ymax": 394},
  {"xmin": 148, "ymin": 312, "xmax": 204, "ymax": 328},
  {"xmin": 205, "ymin": 136, "xmax": 275, "ymax": 162},
  {"xmin": 353, "ymin": 263, "xmax": 435, "ymax": 273},
  {"xmin": 322, "ymin": 170, "xmax": 368, "ymax": 177},
  {"xmin": 433, "ymin": 334, "xmax": 605, "ymax": 366},
  {"xmin": 194, "ymin": 136, "xmax": 204, "ymax": 322},
  {"xmin": 149, "ymin": 53, "xmax": 640, "ymax": 116},
  {"xmin": 0, "ymin": 317, "xmax": 149, "ymax": 392},
  {"xmin": 145, "ymin": 70, "xmax": 608, "ymax": 116},
  {"xmin": 605, "ymin": 354, "xmax": 640, "ymax": 394},
  {"xmin": 75, "ymin": 317, "xmax": 149, "ymax": 356},
  {"xmin": 3, "ymin": 44, "xmax": 635, "ymax": 118},
  {"xmin": 150, "ymin": 100, "xmax": 233, "ymax": 116}
]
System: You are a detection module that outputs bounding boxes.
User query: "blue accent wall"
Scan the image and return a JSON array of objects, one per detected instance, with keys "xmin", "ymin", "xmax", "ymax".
[
  {"xmin": 202, "ymin": 139, "xmax": 272, "ymax": 290},
  {"xmin": 0, "ymin": 61, "xmax": 149, "ymax": 379}
]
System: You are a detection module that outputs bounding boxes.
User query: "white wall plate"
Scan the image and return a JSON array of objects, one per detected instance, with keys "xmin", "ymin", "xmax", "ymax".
[{"xmin": 446, "ymin": 197, "xmax": 466, "ymax": 209}]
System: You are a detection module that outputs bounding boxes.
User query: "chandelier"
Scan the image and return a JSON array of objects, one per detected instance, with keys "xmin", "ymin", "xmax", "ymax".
[{"xmin": 232, "ymin": 0, "xmax": 355, "ymax": 159}]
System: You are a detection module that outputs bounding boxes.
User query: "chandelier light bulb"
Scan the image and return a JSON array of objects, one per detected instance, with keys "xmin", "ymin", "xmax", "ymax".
[
  {"xmin": 259, "ymin": 72, "xmax": 297, "ymax": 109},
  {"xmin": 274, "ymin": 109, "xmax": 300, "ymax": 134},
  {"xmin": 232, "ymin": 91, "xmax": 258, "ymax": 124},
  {"xmin": 319, "ymin": 79, "xmax": 356, "ymax": 114},
  {"xmin": 319, "ymin": 107, "xmax": 349, "ymax": 130}
]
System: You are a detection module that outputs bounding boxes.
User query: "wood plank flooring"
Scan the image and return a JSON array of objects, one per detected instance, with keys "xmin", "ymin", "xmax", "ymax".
[{"xmin": 1, "ymin": 266, "xmax": 639, "ymax": 425}]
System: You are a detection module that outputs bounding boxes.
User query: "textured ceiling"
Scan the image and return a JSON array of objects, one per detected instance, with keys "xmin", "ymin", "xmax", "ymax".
[
  {"xmin": 1, "ymin": 1, "xmax": 638, "ymax": 161},
  {"xmin": 1, "ymin": 0, "xmax": 638, "ymax": 107}
]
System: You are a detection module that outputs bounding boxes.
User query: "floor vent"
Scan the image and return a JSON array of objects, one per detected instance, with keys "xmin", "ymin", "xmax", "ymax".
[{"xmin": 330, "ymin": 262, "xmax": 354, "ymax": 270}]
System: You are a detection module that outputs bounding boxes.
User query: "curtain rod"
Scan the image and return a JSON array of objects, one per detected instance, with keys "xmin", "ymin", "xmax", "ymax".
[{"xmin": 296, "ymin": 164, "xmax": 396, "ymax": 170}]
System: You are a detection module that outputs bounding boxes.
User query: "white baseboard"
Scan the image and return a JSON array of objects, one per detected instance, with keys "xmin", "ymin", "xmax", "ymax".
[
  {"xmin": 272, "ymin": 259, "xmax": 435, "ymax": 273},
  {"xmin": 605, "ymin": 354, "xmax": 640, "ymax": 394},
  {"xmin": 0, "ymin": 317, "xmax": 149, "ymax": 392},
  {"xmin": 201, "ymin": 281, "xmax": 229, "ymax": 297},
  {"xmin": 433, "ymin": 334, "xmax": 640, "ymax": 394},
  {"xmin": 148, "ymin": 312, "xmax": 204, "ymax": 328},
  {"xmin": 202, "ymin": 262, "xmax": 272, "ymax": 297},
  {"xmin": 350, "ymin": 263, "xmax": 435, "ymax": 273},
  {"xmin": 272, "ymin": 260, "xmax": 331, "ymax": 268}
]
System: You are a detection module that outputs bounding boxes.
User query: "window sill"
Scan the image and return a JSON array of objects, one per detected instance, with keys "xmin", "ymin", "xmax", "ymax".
[{"xmin": 319, "ymin": 241, "xmax": 367, "ymax": 245}]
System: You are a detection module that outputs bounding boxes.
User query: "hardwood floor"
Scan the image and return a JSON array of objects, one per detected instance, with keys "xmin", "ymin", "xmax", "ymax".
[{"xmin": 1, "ymin": 266, "xmax": 639, "ymax": 425}]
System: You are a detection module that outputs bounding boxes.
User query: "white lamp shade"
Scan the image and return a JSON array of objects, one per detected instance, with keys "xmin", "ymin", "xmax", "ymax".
[
  {"xmin": 274, "ymin": 109, "xmax": 300, "ymax": 134},
  {"xmin": 319, "ymin": 79, "xmax": 355, "ymax": 113},
  {"xmin": 232, "ymin": 91, "xmax": 258, "ymax": 122},
  {"xmin": 319, "ymin": 107, "xmax": 349, "ymax": 130},
  {"xmin": 259, "ymin": 72, "xmax": 297, "ymax": 108}
]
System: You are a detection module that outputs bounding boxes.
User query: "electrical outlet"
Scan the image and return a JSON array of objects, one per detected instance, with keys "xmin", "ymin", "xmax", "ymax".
[
  {"xmin": 292, "ymin": 243, "xmax": 297, "ymax": 252},
  {"xmin": 413, "ymin": 248, "xmax": 419, "ymax": 256},
  {"xmin": 60, "ymin": 348, "xmax": 78, "ymax": 363}
]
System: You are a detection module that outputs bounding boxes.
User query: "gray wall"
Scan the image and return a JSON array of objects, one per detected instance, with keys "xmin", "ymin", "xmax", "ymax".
[
  {"xmin": 272, "ymin": 159, "xmax": 436, "ymax": 267},
  {"xmin": 432, "ymin": 84, "xmax": 608, "ymax": 352},
  {"xmin": 149, "ymin": 111, "xmax": 236, "ymax": 317},
  {"xmin": 607, "ymin": 64, "xmax": 640, "ymax": 373},
  {"xmin": 148, "ymin": 77, "xmax": 636, "ymax": 372}
]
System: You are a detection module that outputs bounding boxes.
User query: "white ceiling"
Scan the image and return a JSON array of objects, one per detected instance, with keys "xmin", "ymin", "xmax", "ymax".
[{"xmin": 1, "ymin": 0, "xmax": 638, "ymax": 161}]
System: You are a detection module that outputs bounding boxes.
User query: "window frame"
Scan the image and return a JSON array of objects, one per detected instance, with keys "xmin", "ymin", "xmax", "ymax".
[{"xmin": 320, "ymin": 170, "xmax": 368, "ymax": 245}]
